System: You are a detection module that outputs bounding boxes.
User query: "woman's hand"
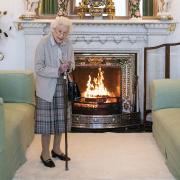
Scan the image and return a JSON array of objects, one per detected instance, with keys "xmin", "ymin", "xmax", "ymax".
[
  {"xmin": 59, "ymin": 63, "xmax": 70, "ymax": 74},
  {"xmin": 67, "ymin": 61, "xmax": 72, "ymax": 72}
]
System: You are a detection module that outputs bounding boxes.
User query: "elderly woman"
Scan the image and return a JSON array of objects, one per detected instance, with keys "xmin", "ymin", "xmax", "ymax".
[{"xmin": 34, "ymin": 16, "xmax": 74, "ymax": 168}]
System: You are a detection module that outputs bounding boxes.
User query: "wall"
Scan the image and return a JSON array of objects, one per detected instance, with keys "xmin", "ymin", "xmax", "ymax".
[
  {"xmin": 168, "ymin": 0, "xmax": 180, "ymax": 78},
  {"xmin": 0, "ymin": 0, "xmax": 180, "ymax": 70},
  {"xmin": 0, "ymin": 0, "xmax": 25, "ymax": 70},
  {"xmin": 169, "ymin": 0, "xmax": 180, "ymax": 42}
]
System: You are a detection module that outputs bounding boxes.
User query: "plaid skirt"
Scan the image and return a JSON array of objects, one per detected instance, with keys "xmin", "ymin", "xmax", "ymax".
[{"xmin": 35, "ymin": 78, "xmax": 72, "ymax": 134}]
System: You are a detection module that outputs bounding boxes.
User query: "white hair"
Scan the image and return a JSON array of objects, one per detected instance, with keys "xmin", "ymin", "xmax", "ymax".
[{"xmin": 51, "ymin": 16, "xmax": 72, "ymax": 32}]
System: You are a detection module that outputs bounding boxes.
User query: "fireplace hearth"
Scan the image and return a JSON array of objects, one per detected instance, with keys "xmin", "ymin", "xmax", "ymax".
[{"xmin": 72, "ymin": 53, "xmax": 141, "ymax": 129}]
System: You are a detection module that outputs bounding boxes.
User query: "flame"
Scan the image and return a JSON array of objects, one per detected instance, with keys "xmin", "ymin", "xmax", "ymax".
[{"xmin": 84, "ymin": 67, "xmax": 111, "ymax": 98}]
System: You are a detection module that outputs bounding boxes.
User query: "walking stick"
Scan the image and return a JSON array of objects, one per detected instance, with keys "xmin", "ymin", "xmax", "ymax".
[{"xmin": 63, "ymin": 71, "xmax": 69, "ymax": 171}]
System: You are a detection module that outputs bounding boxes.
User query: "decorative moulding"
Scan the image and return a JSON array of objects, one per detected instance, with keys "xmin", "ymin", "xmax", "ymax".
[{"xmin": 14, "ymin": 19, "xmax": 176, "ymax": 45}]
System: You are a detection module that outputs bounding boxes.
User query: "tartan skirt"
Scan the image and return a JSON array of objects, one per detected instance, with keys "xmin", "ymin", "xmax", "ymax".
[{"xmin": 35, "ymin": 78, "xmax": 72, "ymax": 134}]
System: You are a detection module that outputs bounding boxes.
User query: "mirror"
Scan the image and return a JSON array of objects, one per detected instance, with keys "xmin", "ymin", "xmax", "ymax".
[{"xmin": 38, "ymin": 0, "xmax": 157, "ymax": 18}]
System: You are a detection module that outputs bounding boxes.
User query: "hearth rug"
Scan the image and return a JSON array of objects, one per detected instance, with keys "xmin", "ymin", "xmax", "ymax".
[{"xmin": 13, "ymin": 133, "xmax": 175, "ymax": 180}]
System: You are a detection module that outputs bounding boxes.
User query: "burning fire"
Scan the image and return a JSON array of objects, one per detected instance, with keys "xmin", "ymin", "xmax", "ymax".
[{"xmin": 84, "ymin": 67, "xmax": 112, "ymax": 98}]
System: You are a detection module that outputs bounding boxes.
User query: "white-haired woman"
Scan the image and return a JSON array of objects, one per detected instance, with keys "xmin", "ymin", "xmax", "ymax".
[{"xmin": 34, "ymin": 16, "xmax": 75, "ymax": 168}]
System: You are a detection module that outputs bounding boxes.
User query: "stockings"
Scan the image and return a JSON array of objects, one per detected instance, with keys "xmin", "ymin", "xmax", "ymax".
[
  {"xmin": 53, "ymin": 134, "xmax": 62, "ymax": 154},
  {"xmin": 41, "ymin": 134, "xmax": 62, "ymax": 160}
]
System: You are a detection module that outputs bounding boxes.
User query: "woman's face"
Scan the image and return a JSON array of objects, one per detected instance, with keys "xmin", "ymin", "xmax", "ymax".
[{"xmin": 52, "ymin": 24, "xmax": 69, "ymax": 44}]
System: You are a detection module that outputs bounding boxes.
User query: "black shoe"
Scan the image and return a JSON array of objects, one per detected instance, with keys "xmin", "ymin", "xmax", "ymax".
[
  {"xmin": 51, "ymin": 150, "xmax": 71, "ymax": 161},
  {"xmin": 40, "ymin": 155, "xmax": 55, "ymax": 168}
]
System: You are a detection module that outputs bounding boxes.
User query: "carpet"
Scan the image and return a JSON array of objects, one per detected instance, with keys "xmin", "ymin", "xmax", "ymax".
[{"xmin": 13, "ymin": 133, "xmax": 175, "ymax": 180}]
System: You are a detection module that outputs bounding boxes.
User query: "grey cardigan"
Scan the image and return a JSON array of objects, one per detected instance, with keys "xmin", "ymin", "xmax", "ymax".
[{"xmin": 35, "ymin": 33, "xmax": 75, "ymax": 102}]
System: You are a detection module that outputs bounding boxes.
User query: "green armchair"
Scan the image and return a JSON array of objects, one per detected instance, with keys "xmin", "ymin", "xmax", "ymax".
[
  {"xmin": 152, "ymin": 79, "xmax": 180, "ymax": 180},
  {"xmin": 0, "ymin": 71, "xmax": 35, "ymax": 180}
]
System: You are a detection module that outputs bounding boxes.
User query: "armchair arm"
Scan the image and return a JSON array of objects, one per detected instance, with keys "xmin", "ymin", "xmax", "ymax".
[
  {"xmin": 0, "ymin": 97, "xmax": 6, "ymax": 180},
  {"xmin": 151, "ymin": 79, "xmax": 180, "ymax": 111},
  {"xmin": 0, "ymin": 71, "xmax": 35, "ymax": 105},
  {"xmin": 0, "ymin": 98, "xmax": 5, "ymax": 152}
]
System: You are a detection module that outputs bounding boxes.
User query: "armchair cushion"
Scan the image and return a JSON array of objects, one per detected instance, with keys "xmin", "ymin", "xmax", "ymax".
[
  {"xmin": 151, "ymin": 79, "xmax": 180, "ymax": 111},
  {"xmin": 4, "ymin": 103, "xmax": 34, "ymax": 179},
  {"xmin": 0, "ymin": 71, "xmax": 35, "ymax": 105}
]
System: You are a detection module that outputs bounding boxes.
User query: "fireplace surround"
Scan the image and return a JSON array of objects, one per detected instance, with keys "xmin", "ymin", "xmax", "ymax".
[
  {"xmin": 71, "ymin": 53, "xmax": 140, "ymax": 129},
  {"xmin": 15, "ymin": 19, "xmax": 176, "ymax": 128}
]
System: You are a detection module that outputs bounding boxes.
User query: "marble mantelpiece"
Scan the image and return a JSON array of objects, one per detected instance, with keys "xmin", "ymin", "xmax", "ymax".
[{"xmin": 15, "ymin": 19, "xmax": 176, "ymax": 119}]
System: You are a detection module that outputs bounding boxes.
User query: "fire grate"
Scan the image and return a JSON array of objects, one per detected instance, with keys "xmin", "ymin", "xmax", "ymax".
[
  {"xmin": 72, "ymin": 53, "xmax": 141, "ymax": 129},
  {"xmin": 72, "ymin": 112, "xmax": 141, "ymax": 129}
]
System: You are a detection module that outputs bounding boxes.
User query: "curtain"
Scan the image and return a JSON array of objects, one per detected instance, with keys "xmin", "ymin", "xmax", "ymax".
[
  {"xmin": 143, "ymin": 0, "xmax": 153, "ymax": 16},
  {"xmin": 42, "ymin": 0, "xmax": 58, "ymax": 14}
]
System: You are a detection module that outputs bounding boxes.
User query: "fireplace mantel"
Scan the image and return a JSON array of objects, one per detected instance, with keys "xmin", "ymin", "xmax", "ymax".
[
  {"xmin": 16, "ymin": 19, "xmax": 176, "ymax": 36},
  {"xmin": 15, "ymin": 19, "xmax": 176, "ymax": 55},
  {"xmin": 15, "ymin": 19, "xmax": 177, "ymax": 119}
]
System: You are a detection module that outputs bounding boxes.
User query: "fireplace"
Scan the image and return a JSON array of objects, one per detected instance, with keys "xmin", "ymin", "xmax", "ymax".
[
  {"xmin": 17, "ymin": 20, "xmax": 174, "ymax": 129},
  {"xmin": 72, "ymin": 53, "xmax": 141, "ymax": 129}
]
